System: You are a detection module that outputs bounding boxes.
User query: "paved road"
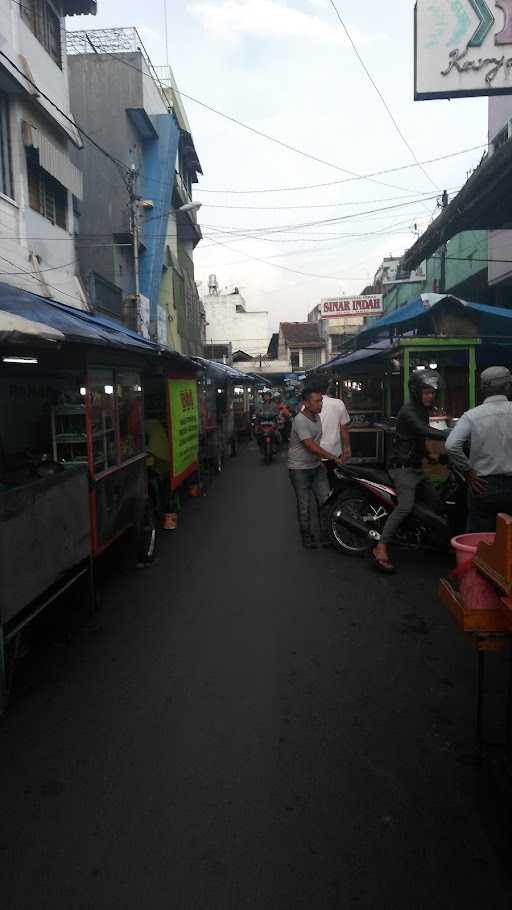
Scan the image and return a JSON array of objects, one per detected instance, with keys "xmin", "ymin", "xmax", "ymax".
[{"xmin": 1, "ymin": 443, "xmax": 512, "ymax": 909}]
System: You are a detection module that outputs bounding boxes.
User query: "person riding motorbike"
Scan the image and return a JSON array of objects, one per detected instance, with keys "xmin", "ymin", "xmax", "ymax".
[
  {"xmin": 255, "ymin": 391, "xmax": 281, "ymax": 450},
  {"xmin": 256, "ymin": 390, "xmax": 279, "ymax": 421},
  {"xmin": 371, "ymin": 369, "xmax": 449, "ymax": 573},
  {"xmin": 274, "ymin": 394, "xmax": 292, "ymax": 442}
]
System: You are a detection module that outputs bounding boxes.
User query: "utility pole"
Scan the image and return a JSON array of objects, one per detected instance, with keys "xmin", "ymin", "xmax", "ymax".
[
  {"xmin": 439, "ymin": 189, "xmax": 448, "ymax": 294},
  {"xmin": 127, "ymin": 164, "xmax": 141, "ymax": 328}
]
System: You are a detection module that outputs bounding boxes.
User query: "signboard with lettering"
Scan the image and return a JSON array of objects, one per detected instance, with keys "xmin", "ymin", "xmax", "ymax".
[
  {"xmin": 415, "ymin": 0, "xmax": 512, "ymax": 99},
  {"xmin": 321, "ymin": 296, "xmax": 383, "ymax": 319},
  {"xmin": 167, "ymin": 378, "xmax": 199, "ymax": 489}
]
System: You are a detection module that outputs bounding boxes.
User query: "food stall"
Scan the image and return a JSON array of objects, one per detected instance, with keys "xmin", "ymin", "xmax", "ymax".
[
  {"xmin": 315, "ymin": 294, "xmax": 512, "ymax": 466},
  {"xmin": 192, "ymin": 357, "xmax": 252, "ymax": 475},
  {"xmin": 0, "ymin": 282, "xmax": 164, "ymax": 709},
  {"xmin": 144, "ymin": 361, "xmax": 201, "ymax": 514}
]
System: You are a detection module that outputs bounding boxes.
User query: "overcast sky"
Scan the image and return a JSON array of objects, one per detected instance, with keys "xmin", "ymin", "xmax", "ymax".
[{"xmin": 69, "ymin": 0, "xmax": 488, "ymax": 332}]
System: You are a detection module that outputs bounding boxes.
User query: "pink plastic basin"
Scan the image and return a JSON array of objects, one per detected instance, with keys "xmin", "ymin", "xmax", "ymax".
[{"xmin": 451, "ymin": 533, "xmax": 501, "ymax": 611}]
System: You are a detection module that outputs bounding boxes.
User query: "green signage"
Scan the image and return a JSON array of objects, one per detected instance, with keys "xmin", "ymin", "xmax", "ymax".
[{"xmin": 168, "ymin": 379, "xmax": 199, "ymax": 488}]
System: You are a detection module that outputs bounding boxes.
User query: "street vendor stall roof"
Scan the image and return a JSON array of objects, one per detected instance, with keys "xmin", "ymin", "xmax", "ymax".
[
  {"xmin": 401, "ymin": 139, "xmax": 512, "ymax": 271},
  {"xmin": 317, "ymin": 338, "xmax": 393, "ymax": 373},
  {"xmin": 353, "ymin": 294, "xmax": 512, "ymax": 347},
  {"xmin": 0, "ymin": 282, "xmax": 196, "ymax": 370},
  {"xmin": 192, "ymin": 356, "xmax": 253, "ymax": 384}
]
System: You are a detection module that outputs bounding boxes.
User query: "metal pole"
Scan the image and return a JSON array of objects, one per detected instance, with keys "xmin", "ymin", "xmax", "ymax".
[
  {"xmin": 128, "ymin": 166, "xmax": 141, "ymax": 332},
  {"xmin": 468, "ymin": 345, "xmax": 477, "ymax": 409},
  {"xmin": 403, "ymin": 348, "xmax": 410, "ymax": 403},
  {"xmin": 0, "ymin": 626, "xmax": 7, "ymax": 715},
  {"xmin": 506, "ymin": 640, "xmax": 512, "ymax": 760},
  {"xmin": 476, "ymin": 647, "xmax": 485, "ymax": 758}
]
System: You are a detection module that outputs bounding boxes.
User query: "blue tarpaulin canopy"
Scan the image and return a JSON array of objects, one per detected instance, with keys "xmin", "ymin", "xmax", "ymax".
[
  {"xmin": 192, "ymin": 356, "xmax": 253, "ymax": 385},
  {"xmin": 0, "ymin": 282, "xmax": 197, "ymax": 370},
  {"xmin": 317, "ymin": 338, "xmax": 393, "ymax": 372},
  {"xmin": 355, "ymin": 293, "xmax": 512, "ymax": 348}
]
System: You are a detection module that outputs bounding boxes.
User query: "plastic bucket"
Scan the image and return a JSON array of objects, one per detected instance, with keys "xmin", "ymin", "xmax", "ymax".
[{"xmin": 451, "ymin": 533, "xmax": 501, "ymax": 611}]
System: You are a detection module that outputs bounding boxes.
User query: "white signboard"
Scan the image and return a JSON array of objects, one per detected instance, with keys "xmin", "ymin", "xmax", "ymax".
[
  {"xmin": 137, "ymin": 294, "xmax": 151, "ymax": 340},
  {"xmin": 157, "ymin": 305, "xmax": 168, "ymax": 347},
  {"xmin": 321, "ymin": 296, "xmax": 384, "ymax": 319},
  {"xmin": 415, "ymin": 0, "xmax": 512, "ymax": 99}
]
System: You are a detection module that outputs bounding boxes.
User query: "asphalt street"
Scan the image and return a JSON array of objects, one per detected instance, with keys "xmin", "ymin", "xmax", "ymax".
[{"xmin": 1, "ymin": 442, "xmax": 512, "ymax": 909}]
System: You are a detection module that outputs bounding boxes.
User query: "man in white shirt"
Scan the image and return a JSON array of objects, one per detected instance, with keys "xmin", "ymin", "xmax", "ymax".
[
  {"xmin": 319, "ymin": 380, "xmax": 351, "ymax": 460},
  {"xmin": 446, "ymin": 366, "xmax": 512, "ymax": 531}
]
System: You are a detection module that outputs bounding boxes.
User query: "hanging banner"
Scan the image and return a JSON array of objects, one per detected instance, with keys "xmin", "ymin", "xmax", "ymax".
[
  {"xmin": 321, "ymin": 296, "xmax": 383, "ymax": 318},
  {"xmin": 167, "ymin": 378, "xmax": 199, "ymax": 489},
  {"xmin": 415, "ymin": 0, "xmax": 512, "ymax": 99}
]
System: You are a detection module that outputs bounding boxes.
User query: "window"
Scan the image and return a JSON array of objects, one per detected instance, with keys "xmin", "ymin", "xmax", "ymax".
[
  {"xmin": 27, "ymin": 152, "xmax": 67, "ymax": 228},
  {"xmin": 21, "ymin": 0, "xmax": 62, "ymax": 68},
  {"xmin": 89, "ymin": 368, "xmax": 117, "ymax": 474},
  {"xmin": 88, "ymin": 367, "xmax": 144, "ymax": 476},
  {"xmin": 290, "ymin": 350, "xmax": 300, "ymax": 371},
  {"xmin": 0, "ymin": 92, "xmax": 13, "ymax": 199},
  {"xmin": 303, "ymin": 349, "xmax": 321, "ymax": 370},
  {"xmin": 117, "ymin": 370, "xmax": 144, "ymax": 462}
]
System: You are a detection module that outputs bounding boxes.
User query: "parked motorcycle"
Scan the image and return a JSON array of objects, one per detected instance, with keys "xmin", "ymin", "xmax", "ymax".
[
  {"xmin": 326, "ymin": 458, "xmax": 467, "ymax": 555},
  {"xmin": 254, "ymin": 418, "xmax": 280, "ymax": 465}
]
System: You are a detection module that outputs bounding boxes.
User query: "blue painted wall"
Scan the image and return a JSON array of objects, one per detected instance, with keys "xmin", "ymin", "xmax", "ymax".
[{"xmin": 139, "ymin": 113, "xmax": 180, "ymax": 318}]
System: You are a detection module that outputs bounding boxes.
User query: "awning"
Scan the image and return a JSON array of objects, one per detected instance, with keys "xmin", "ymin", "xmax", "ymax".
[
  {"xmin": 0, "ymin": 282, "xmax": 195, "ymax": 369},
  {"xmin": 402, "ymin": 140, "xmax": 512, "ymax": 270},
  {"xmin": 192, "ymin": 356, "xmax": 252, "ymax": 385},
  {"xmin": 354, "ymin": 293, "xmax": 512, "ymax": 347},
  {"xmin": 316, "ymin": 338, "xmax": 393, "ymax": 373},
  {"xmin": 22, "ymin": 121, "xmax": 83, "ymax": 199}
]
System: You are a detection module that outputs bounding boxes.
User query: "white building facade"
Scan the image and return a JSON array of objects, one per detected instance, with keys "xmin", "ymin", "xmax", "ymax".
[
  {"xmin": 0, "ymin": 0, "xmax": 95, "ymax": 308},
  {"xmin": 201, "ymin": 279, "xmax": 269, "ymax": 359}
]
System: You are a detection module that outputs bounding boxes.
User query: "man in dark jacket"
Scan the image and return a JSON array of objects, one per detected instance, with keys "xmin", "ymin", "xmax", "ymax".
[{"xmin": 372, "ymin": 369, "xmax": 448, "ymax": 573}]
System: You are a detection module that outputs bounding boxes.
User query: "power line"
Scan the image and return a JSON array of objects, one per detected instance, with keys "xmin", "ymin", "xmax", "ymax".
[
  {"xmin": 200, "ymin": 227, "xmax": 380, "ymax": 281},
  {"xmin": 197, "ymin": 194, "xmax": 440, "ymax": 237},
  {"xmin": 196, "ymin": 184, "xmax": 462, "ymax": 211},
  {"xmin": 0, "ymin": 258, "xmax": 78, "ymax": 276},
  {"xmin": 326, "ymin": 0, "xmax": 440, "ymax": 194},
  {"xmin": 0, "ymin": 48, "xmax": 131, "ymax": 179},
  {"xmin": 195, "ymin": 150, "xmax": 485, "ymax": 196},
  {"xmin": 0, "ymin": 255, "xmax": 87, "ymax": 306},
  {"xmin": 74, "ymin": 31, "xmax": 427, "ymax": 195}
]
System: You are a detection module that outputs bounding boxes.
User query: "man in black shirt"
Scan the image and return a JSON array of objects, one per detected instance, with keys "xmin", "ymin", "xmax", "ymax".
[{"xmin": 372, "ymin": 369, "xmax": 448, "ymax": 573}]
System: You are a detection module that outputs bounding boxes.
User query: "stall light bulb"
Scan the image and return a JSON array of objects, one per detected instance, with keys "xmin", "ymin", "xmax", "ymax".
[
  {"xmin": 134, "ymin": 384, "xmax": 142, "ymax": 392},
  {"xmin": 104, "ymin": 384, "xmax": 114, "ymax": 394},
  {"xmin": 248, "ymin": 387, "xmax": 252, "ymax": 392},
  {"xmin": 2, "ymin": 356, "xmax": 38, "ymax": 364},
  {"xmin": 416, "ymin": 365, "xmax": 426, "ymax": 371},
  {"xmin": 429, "ymin": 362, "xmax": 438, "ymax": 370},
  {"xmin": 79, "ymin": 386, "xmax": 86, "ymax": 396},
  {"xmin": 217, "ymin": 388, "xmax": 223, "ymax": 394}
]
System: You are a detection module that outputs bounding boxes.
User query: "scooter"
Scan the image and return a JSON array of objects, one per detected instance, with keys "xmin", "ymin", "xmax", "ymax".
[
  {"xmin": 254, "ymin": 418, "xmax": 280, "ymax": 465},
  {"xmin": 326, "ymin": 457, "xmax": 467, "ymax": 555}
]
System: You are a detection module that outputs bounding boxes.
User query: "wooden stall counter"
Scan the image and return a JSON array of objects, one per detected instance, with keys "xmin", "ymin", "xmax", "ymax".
[{"xmin": 473, "ymin": 513, "xmax": 512, "ymax": 598}]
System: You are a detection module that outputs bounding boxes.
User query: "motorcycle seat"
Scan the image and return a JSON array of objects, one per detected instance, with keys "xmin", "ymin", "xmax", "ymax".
[{"xmin": 342, "ymin": 465, "xmax": 391, "ymax": 485}]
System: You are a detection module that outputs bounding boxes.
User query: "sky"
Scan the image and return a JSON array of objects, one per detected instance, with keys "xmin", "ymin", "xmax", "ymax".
[{"xmin": 68, "ymin": 0, "xmax": 488, "ymax": 332}]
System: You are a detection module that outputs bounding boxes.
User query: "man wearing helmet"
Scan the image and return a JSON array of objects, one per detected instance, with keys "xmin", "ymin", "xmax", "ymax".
[
  {"xmin": 372, "ymin": 369, "xmax": 449, "ymax": 573},
  {"xmin": 446, "ymin": 366, "xmax": 512, "ymax": 532}
]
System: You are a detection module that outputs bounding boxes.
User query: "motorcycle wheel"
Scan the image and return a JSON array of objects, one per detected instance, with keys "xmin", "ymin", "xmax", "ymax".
[
  {"xmin": 264, "ymin": 438, "xmax": 272, "ymax": 465},
  {"xmin": 136, "ymin": 497, "xmax": 157, "ymax": 566},
  {"xmin": 329, "ymin": 491, "xmax": 388, "ymax": 555}
]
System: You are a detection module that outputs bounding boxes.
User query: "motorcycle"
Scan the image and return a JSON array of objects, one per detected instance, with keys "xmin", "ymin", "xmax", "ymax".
[
  {"xmin": 326, "ymin": 457, "xmax": 467, "ymax": 555},
  {"xmin": 254, "ymin": 417, "xmax": 280, "ymax": 465}
]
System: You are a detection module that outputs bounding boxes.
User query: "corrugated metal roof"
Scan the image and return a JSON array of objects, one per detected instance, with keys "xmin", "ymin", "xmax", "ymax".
[{"xmin": 280, "ymin": 322, "xmax": 323, "ymax": 346}]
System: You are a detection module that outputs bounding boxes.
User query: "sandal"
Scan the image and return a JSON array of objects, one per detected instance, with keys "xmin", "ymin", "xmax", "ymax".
[{"xmin": 369, "ymin": 548, "xmax": 395, "ymax": 574}]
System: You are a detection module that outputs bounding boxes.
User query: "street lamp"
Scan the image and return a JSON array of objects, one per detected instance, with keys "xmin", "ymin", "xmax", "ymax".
[{"xmin": 177, "ymin": 202, "xmax": 202, "ymax": 214}]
